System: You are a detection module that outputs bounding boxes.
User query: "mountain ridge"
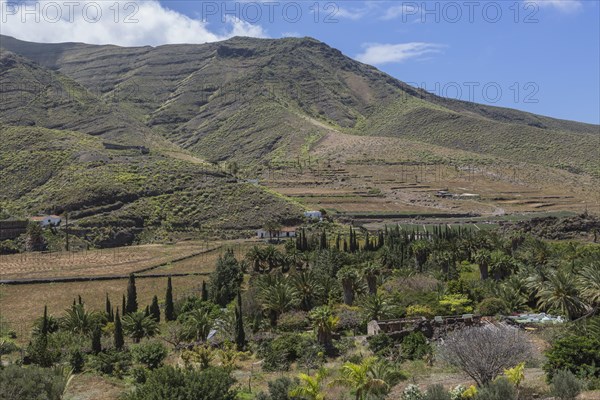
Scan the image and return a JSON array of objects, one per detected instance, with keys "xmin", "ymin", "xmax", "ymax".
[{"xmin": 0, "ymin": 34, "xmax": 598, "ymax": 246}]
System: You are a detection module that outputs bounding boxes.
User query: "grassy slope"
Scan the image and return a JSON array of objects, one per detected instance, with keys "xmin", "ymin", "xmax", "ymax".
[
  {"xmin": 0, "ymin": 125, "xmax": 302, "ymax": 238},
  {"xmin": 3, "ymin": 34, "xmax": 596, "ymax": 176}
]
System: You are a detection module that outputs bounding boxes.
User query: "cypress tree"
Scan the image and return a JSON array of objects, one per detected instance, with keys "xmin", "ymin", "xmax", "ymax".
[
  {"xmin": 41, "ymin": 305, "xmax": 49, "ymax": 335},
  {"xmin": 114, "ymin": 309, "xmax": 124, "ymax": 351},
  {"xmin": 302, "ymin": 228, "xmax": 308, "ymax": 251},
  {"xmin": 343, "ymin": 239, "xmax": 348, "ymax": 253},
  {"xmin": 201, "ymin": 280, "xmax": 208, "ymax": 302},
  {"xmin": 144, "ymin": 305, "xmax": 150, "ymax": 317},
  {"xmin": 235, "ymin": 291, "xmax": 246, "ymax": 351},
  {"xmin": 126, "ymin": 274, "xmax": 138, "ymax": 314},
  {"xmin": 122, "ymin": 294, "xmax": 126, "ymax": 316},
  {"xmin": 165, "ymin": 276, "xmax": 175, "ymax": 321},
  {"xmin": 78, "ymin": 295, "xmax": 83, "ymax": 305},
  {"xmin": 320, "ymin": 231, "xmax": 327, "ymax": 250},
  {"xmin": 335, "ymin": 234, "xmax": 341, "ymax": 250},
  {"xmin": 149, "ymin": 295, "xmax": 160, "ymax": 322},
  {"xmin": 105, "ymin": 294, "xmax": 113, "ymax": 322},
  {"xmin": 91, "ymin": 325, "xmax": 102, "ymax": 354}
]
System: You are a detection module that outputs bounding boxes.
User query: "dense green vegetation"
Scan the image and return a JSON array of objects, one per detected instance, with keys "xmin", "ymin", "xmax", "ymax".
[
  {"xmin": 1, "ymin": 222, "xmax": 598, "ymax": 399},
  {"xmin": 0, "ymin": 124, "xmax": 302, "ymax": 247}
]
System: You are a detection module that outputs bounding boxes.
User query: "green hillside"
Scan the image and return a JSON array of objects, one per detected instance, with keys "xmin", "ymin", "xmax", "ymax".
[
  {"xmin": 0, "ymin": 34, "xmax": 598, "ymax": 246},
  {"xmin": 0, "ymin": 124, "xmax": 302, "ymax": 245},
  {"xmin": 2, "ymin": 34, "xmax": 597, "ymax": 175}
]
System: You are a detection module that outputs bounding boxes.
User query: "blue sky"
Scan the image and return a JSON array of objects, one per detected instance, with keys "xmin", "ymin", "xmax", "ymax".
[{"xmin": 1, "ymin": 0, "xmax": 599, "ymax": 124}]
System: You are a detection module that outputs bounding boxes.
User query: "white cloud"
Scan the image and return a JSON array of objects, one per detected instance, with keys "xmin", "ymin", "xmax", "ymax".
[
  {"xmin": 529, "ymin": 0, "xmax": 583, "ymax": 13},
  {"xmin": 335, "ymin": 6, "xmax": 369, "ymax": 21},
  {"xmin": 381, "ymin": 3, "xmax": 420, "ymax": 20},
  {"xmin": 355, "ymin": 42, "xmax": 444, "ymax": 65},
  {"xmin": 0, "ymin": 0, "xmax": 268, "ymax": 46}
]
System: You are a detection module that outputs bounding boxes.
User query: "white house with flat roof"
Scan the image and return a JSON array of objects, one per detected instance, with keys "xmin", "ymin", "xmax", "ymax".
[
  {"xmin": 257, "ymin": 227, "xmax": 297, "ymax": 240},
  {"xmin": 304, "ymin": 210, "xmax": 322, "ymax": 220}
]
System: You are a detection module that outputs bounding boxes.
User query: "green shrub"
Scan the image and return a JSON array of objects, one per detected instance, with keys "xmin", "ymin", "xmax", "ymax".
[
  {"xmin": 89, "ymin": 350, "xmax": 132, "ymax": 377},
  {"xmin": 26, "ymin": 334, "xmax": 61, "ymax": 367},
  {"xmin": 544, "ymin": 334, "xmax": 600, "ymax": 379},
  {"xmin": 0, "ymin": 364, "xmax": 71, "ymax": 400},
  {"xmin": 476, "ymin": 298, "xmax": 508, "ymax": 316},
  {"xmin": 69, "ymin": 349, "xmax": 85, "ymax": 373},
  {"xmin": 258, "ymin": 333, "xmax": 315, "ymax": 371},
  {"xmin": 123, "ymin": 366, "xmax": 236, "ymax": 400},
  {"xmin": 255, "ymin": 377, "xmax": 299, "ymax": 400},
  {"xmin": 473, "ymin": 378, "xmax": 517, "ymax": 400},
  {"xmin": 552, "ymin": 370, "xmax": 582, "ymax": 400},
  {"xmin": 277, "ymin": 311, "xmax": 308, "ymax": 332},
  {"xmin": 0, "ymin": 337, "xmax": 19, "ymax": 357},
  {"xmin": 131, "ymin": 365, "xmax": 148, "ymax": 384},
  {"xmin": 132, "ymin": 341, "xmax": 168, "ymax": 370},
  {"xmin": 368, "ymin": 333, "xmax": 394, "ymax": 355},
  {"xmin": 401, "ymin": 332, "xmax": 432, "ymax": 361},
  {"xmin": 335, "ymin": 305, "xmax": 363, "ymax": 334},
  {"xmin": 423, "ymin": 384, "xmax": 451, "ymax": 400},
  {"xmin": 406, "ymin": 305, "xmax": 435, "ymax": 319}
]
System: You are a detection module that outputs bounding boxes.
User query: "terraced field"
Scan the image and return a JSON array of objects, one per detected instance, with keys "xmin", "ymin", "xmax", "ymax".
[
  {"xmin": 261, "ymin": 131, "xmax": 599, "ymax": 224},
  {"xmin": 0, "ymin": 241, "xmax": 219, "ymax": 281}
]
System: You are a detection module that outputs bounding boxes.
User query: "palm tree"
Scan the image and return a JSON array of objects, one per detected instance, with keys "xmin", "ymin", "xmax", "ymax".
[
  {"xmin": 289, "ymin": 368, "xmax": 329, "ymax": 400},
  {"xmin": 292, "ymin": 270, "xmax": 324, "ymax": 311},
  {"xmin": 309, "ymin": 306, "xmax": 339, "ymax": 350},
  {"xmin": 368, "ymin": 359, "xmax": 405, "ymax": 397},
  {"xmin": 258, "ymin": 274, "xmax": 299, "ymax": 326},
  {"xmin": 331, "ymin": 357, "xmax": 388, "ymax": 400},
  {"xmin": 285, "ymin": 247, "xmax": 306, "ymax": 272},
  {"xmin": 362, "ymin": 262, "xmax": 382, "ymax": 295},
  {"xmin": 262, "ymin": 245, "xmax": 284, "ymax": 271},
  {"xmin": 181, "ymin": 308, "xmax": 214, "ymax": 342},
  {"xmin": 61, "ymin": 304, "xmax": 103, "ymax": 335},
  {"xmin": 473, "ymin": 249, "xmax": 491, "ymax": 280},
  {"xmin": 337, "ymin": 266, "xmax": 362, "ymax": 306},
  {"xmin": 537, "ymin": 269, "xmax": 586, "ymax": 320},
  {"xmin": 121, "ymin": 311, "xmax": 159, "ymax": 343},
  {"xmin": 523, "ymin": 238, "xmax": 552, "ymax": 266},
  {"xmin": 577, "ymin": 262, "xmax": 600, "ymax": 308},
  {"xmin": 489, "ymin": 250, "xmax": 517, "ymax": 281},
  {"xmin": 360, "ymin": 293, "xmax": 396, "ymax": 322},
  {"xmin": 246, "ymin": 246, "xmax": 265, "ymax": 272},
  {"xmin": 409, "ymin": 240, "xmax": 430, "ymax": 272},
  {"xmin": 495, "ymin": 283, "xmax": 527, "ymax": 313}
]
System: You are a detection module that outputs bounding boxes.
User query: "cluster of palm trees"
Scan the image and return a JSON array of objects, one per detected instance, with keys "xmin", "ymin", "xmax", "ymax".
[
  {"xmin": 246, "ymin": 244, "xmax": 310, "ymax": 273},
  {"xmin": 246, "ymin": 226, "xmax": 599, "ymax": 327},
  {"xmin": 48, "ymin": 302, "xmax": 160, "ymax": 344}
]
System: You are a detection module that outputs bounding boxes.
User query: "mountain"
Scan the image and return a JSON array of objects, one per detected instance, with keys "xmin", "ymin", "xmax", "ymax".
[
  {"xmin": 0, "ymin": 34, "xmax": 598, "ymax": 245},
  {"xmin": 2, "ymin": 35, "xmax": 597, "ymax": 172}
]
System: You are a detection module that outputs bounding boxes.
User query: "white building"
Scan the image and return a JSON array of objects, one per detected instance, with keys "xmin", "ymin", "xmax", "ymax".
[
  {"xmin": 30, "ymin": 215, "xmax": 62, "ymax": 227},
  {"xmin": 304, "ymin": 210, "xmax": 322, "ymax": 220},
  {"xmin": 256, "ymin": 227, "xmax": 297, "ymax": 240}
]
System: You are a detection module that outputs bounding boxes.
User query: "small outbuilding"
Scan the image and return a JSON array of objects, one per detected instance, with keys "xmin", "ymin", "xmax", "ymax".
[
  {"xmin": 304, "ymin": 210, "xmax": 323, "ymax": 220},
  {"xmin": 30, "ymin": 215, "xmax": 62, "ymax": 227},
  {"xmin": 257, "ymin": 227, "xmax": 297, "ymax": 240}
]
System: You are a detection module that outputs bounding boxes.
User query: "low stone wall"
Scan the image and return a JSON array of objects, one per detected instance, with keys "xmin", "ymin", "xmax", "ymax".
[{"xmin": 368, "ymin": 315, "xmax": 483, "ymax": 340}]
